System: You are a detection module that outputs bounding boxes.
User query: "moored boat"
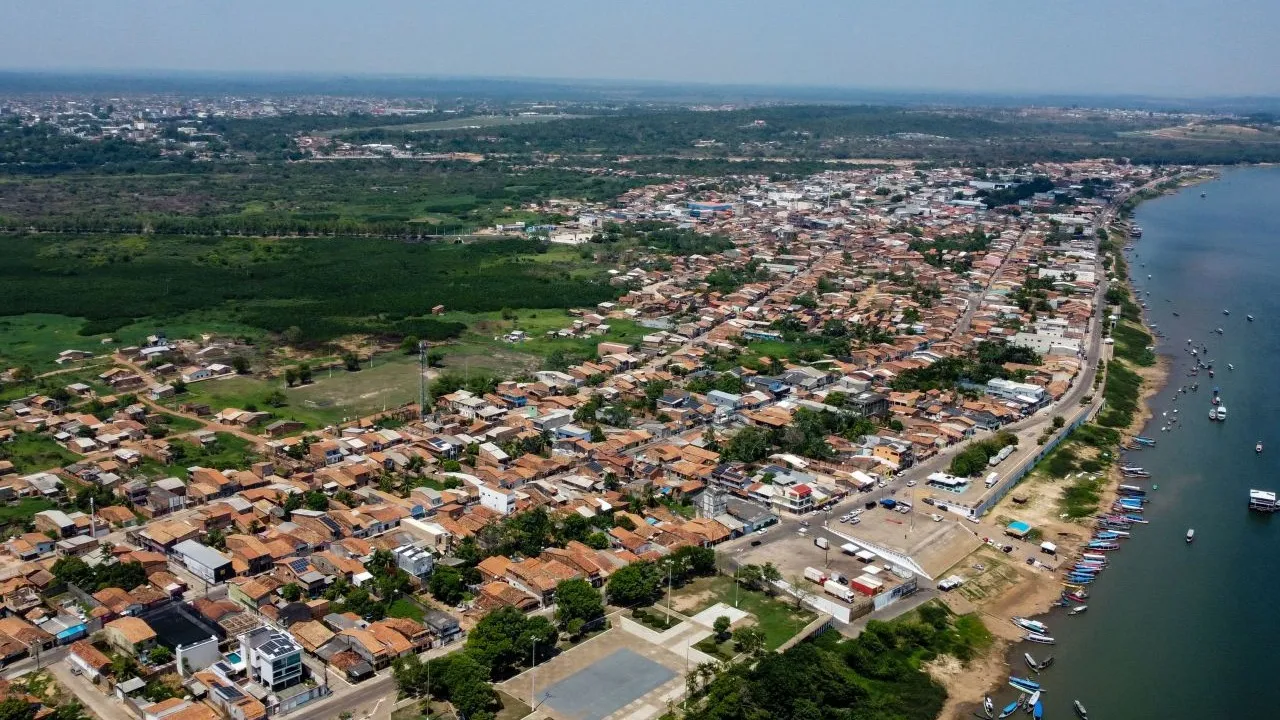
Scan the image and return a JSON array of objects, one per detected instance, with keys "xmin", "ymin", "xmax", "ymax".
[
  {"xmin": 1069, "ymin": 605, "xmax": 1088, "ymax": 615},
  {"xmin": 1012, "ymin": 617, "xmax": 1049, "ymax": 634},
  {"xmin": 1037, "ymin": 655, "xmax": 1055, "ymax": 670},
  {"xmin": 1033, "ymin": 700, "xmax": 1044, "ymax": 720},
  {"xmin": 1074, "ymin": 699, "xmax": 1089, "ymax": 719},
  {"xmin": 1025, "ymin": 691, "xmax": 1041, "ymax": 713},
  {"xmin": 1024, "ymin": 652, "xmax": 1039, "ymax": 672},
  {"xmin": 999, "ymin": 701, "xmax": 1021, "ymax": 719},
  {"xmin": 1009, "ymin": 676, "xmax": 1040, "ymax": 692},
  {"xmin": 1024, "ymin": 632, "xmax": 1056, "ymax": 644},
  {"xmin": 984, "ymin": 696, "xmax": 994, "ymax": 718}
]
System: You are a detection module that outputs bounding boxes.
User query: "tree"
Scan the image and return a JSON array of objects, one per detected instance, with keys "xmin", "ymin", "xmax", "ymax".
[
  {"xmin": 554, "ymin": 579, "xmax": 604, "ymax": 629},
  {"xmin": 231, "ymin": 356, "xmax": 251, "ymax": 375},
  {"xmin": 148, "ymin": 645, "xmax": 174, "ymax": 665},
  {"xmin": 279, "ymin": 583, "xmax": 302, "ymax": 602},
  {"xmin": 172, "ymin": 378, "xmax": 188, "ymax": 394},
  {"xmin": 1052, "ymin": 415, "xmax": 1066, "ymax": 429},
  {"xmin": 343, "ymin": 352, "xmax": 361, "ymax": 372},
  {"xmin": 607, "ymin": 561, "xmax": 660, "ymax": 607},
  {"xmin": 0, "ymin": 697, "xmax": 36, "ymax": 720},
  {"xmin": 733, "ymin": 626, "xmax": 766, "ymax": 655},
  {"xmin": 297, "ymin": 363, "xmax": 313, "ymax": 384},
  {"xmin": 264, "ymin": 390, "xmax": 287, "ymax": 408},
  {"xmin": 724, "ymin": 426, "xmax": 769, "ymax": 464},
  {"xmin": 305, "ymin": 491, "xmax": 329, "ymax": 511},
  {"xmin": 282, "ymin": 326, "xmax": 304, "ymax": 345},
  {"xmin": 284, "ymin": 368, "xmax": 299, "ymax": 387},
  {"xmin": 713, "ymin": 615, "xmax": 732, "ymax": 641},
  {"xmin": 400, "ymin": 335, "xmax": 421, "ymax": 354},
  {"xmin": 589, "ymin": 424, "xmax": 606, "ymax": 443},
  {"xmin": 467, "ymin": 606, "xmax": 555, "ymax": 680},
  {"xmin": 428, "ymin": 565, "xmax": 467, "ymax": 606}
]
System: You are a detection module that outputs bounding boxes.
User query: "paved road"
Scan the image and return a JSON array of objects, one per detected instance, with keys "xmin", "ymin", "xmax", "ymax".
[{"xmin": 46, "ymin": 658, "xmax": 135, "ymax": 720}]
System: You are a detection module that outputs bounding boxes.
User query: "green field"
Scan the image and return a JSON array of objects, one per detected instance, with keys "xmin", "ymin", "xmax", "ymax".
[
  {"xmin": 0, "ymin": 433, "xmax": 81, "ymax": 473},
  {"xmin": 670, "ymin": 575, "xmax": 815, "ymax": 650},
  {"xmin": 167, "ymin": 433, "xmax": 257, "ymax": 476},
  {"xmin": 319, "ymin": 113, "xmax": 584, "ymax": 137},
  {"xmin": 0, "ymin": 497, "xmax": 56, "ymax": 531}
]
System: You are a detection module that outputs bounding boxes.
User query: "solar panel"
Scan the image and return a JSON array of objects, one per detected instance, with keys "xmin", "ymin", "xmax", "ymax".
[{"xmin": 288, "ymin": 558, "xmax": 309, "ymax": 574}]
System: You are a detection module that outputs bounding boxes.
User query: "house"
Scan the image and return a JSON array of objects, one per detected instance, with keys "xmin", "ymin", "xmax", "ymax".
[
  {"xmin": 173, "ymin": 539, "xmax": 234, "ymax": 584},
  {"xmin": 240, "ymin": 626, "xmax": 305, "ymax": 691},
  {"xmin": 391, "ymin": 545, "xmax": 435, "ymax": 580},
  {"xmin": 103, "ymin": 616, "xmax": 158, "ymax": 656},
  {"xmin": 478, "ymin": 485, "xmax": 516, "ymax": 516},
  {"xmin": 67, "ymin": 640, "xmax": 112, "ymax": 680}
]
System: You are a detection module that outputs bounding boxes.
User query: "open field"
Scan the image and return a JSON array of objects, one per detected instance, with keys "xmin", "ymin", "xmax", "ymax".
[
  {"xmin": 666, "ymin": 575, "xmax": 813, "ymax": 650},
  {"xmin": 166, "ymin": 433, "xmax": 257, "ymax": 478},
  {"xmin": 0, "ymin": 433, "xmax": 81, "ymax": 473}
]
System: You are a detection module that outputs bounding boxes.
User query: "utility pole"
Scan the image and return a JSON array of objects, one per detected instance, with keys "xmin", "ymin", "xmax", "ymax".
[
  {"xmin": 666, "ymin": 563, "xmax": 674, "ymax": 627},
  {"xmin": 419, "ymin": 340, "xmax": 430, "ymax": 420},
  {"xmin": 733, "ymin": 560, "xmax": 739, "ymax": 608},
  {"xmin": 530, "ymin": 639, "xmax": 536, "ymax": 709}
]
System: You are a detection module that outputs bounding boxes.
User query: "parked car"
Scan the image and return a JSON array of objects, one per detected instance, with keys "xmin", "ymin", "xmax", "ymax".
[
  {"xmin": 930, "ymin": 513, "xmax": 943, "ymax": 522},
  {"xmin": 906, "ymin": 480, "xmax": 917, "ymax": 487},
  {"xmin": 750, "ymin": 540, "xmax": 762, "ymax": 547}
]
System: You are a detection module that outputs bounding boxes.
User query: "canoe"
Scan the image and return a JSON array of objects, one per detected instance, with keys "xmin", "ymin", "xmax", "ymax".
[
  {"xmin": 1074, "ymin": 699, "xmax": 1089, "ymax": 719},
  {"xmin": 1024, "ymin": 652, "xmax": 1038, "ymax": 671},
  {"xmin": 1033, "ymin": 700, "xmax": 1044, "ymax": 720},
  {"xmin": 984, "ymin": 696, "xmax": 994, "ymax": 718},
  {"xmin": 1024, "ymin": 633, "xmax": 1056, "ymax": 644},
  {"xmin": 1037, "ymin": 655, "xmax": 1055, "ymax": 670},
  {"xmin": 1009, "ymin": 676, "xmax": 1040, "ymax": 692},
  {"xmin": 999, "ymin": 701, "xmax": 1021, "ymax": 718}
]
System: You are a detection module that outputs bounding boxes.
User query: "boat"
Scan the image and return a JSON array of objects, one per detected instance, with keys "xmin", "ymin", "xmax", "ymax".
[
  {"xmin": 1186, "ymin": 528, "xmax": 1195, "ymax": 543},
  {"xmin": 1037, "ymin": 656, "xmax": 1055, "ymax": 670},
  {"xmin": 1248, "ymin": 314, "xmax": 1254, "ymax": 321},
  {"xmin": 1223, "ymin": 309, "xmax": 1230, "ymax": 315},
  {"xmin": 1123, "ymin": 514, "xmax": 1149, "ymax": 524},
  {"xmin": 1210, "ymin": 407, "xmax": 1220, "ymax": 421},
  {"xmin": 1216, "ymin": 327, "xmax": 1224, "ymax": 334},
  {"xmin": 984, "ymin": 696, "xmax": 995, "ymax": 718},
  {"xmin": 1228, "ymin": 363, "xmax": 1235, "ymax": 370},
  {"xmin": 1249, "ymin": 489, "xmax": 1278, "ymax": 512},
  {"xmin": 1009, "ymin": 677, "xmax": 1040, "ymax": 692},
  {"xmin": 999, "ymin": 701, "xmax": 1021, "ymax": 718},
  {"xmin": 1257, "ymin": 441, "xmax": 1263, "ymax": 453},
  {"xmin": 1024, "ymin": 652, "xmax": 1039, "ymax": 672},
  {"xmin": 1218, "ymin": 405, "xmax": 1228, "ymax": 421},
  {"xmin": 1024, "ymin": 633, "xmax": 1056, "ymax": 644},
  {"xmin": 1069, "ymin": 605, "xmax": 1088, "ymax": 615},
  {"xmin": 1133, "ymin": 436, "xmax": 1157, "ymax": 446},
  {"xmin": 1066, "ymin": 591, "xmax": 1088, "ymax": 602},
  {"xmin": 1074, "ymin": 699, "xmax": 1089, "ymax": 719},
  {"xmin": 1025, "ymin": 691, "xmax": 1041, "ymax": 713},
  {"xmin": 1033, "ymin": 700, "xmax": 1044, "ymax": 720},
  {"xmin": 1012, "ymin": 617, "xmax": 1049, "ymax": 634},
  {"xmin": 1201, "ymin": 191, "xmax": 1207, "ymax": 197}
]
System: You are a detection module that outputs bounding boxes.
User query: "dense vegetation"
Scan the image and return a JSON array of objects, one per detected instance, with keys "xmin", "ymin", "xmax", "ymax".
[
  {"xmin": 685, "ymin": 603, "xmax": 990, "ymax": 720},
  {"xmin": 891, "ymin": 340, "xmax": 1041, "ymax": 391},
  {"xmin": 0, "ymin": 235, "xmax": 613, "ymax": 342}
]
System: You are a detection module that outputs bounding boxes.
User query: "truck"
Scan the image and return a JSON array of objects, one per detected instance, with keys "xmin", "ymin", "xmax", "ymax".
[
  {"xmin": 879, "ymin": 498, "xmax": 897, "ymax": 509},
  {"xmin": 823, "ymin": 579, "xmax": 855, "ymax": 603},
  {"xmin": 985, "ymin": 472, "xmax": 999, "ymax": 488},
  {"xmin": 814, "ymin": 536, "xmax": 829, "ymax": 550},
  {"xmin": 803, "ymin": 566, "xmax": 826, "ymax": 584},
  {"xmin": 988, "ymin": 445, "xmax": 1015, "ymax": 467}
]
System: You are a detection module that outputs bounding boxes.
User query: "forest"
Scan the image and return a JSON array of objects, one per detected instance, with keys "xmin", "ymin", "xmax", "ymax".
[{"xmin": 0, "ymin": 234, "xmax": 615, "ymax": 342}]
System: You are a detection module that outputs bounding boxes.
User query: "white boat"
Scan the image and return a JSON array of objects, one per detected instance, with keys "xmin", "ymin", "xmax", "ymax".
[
  {"xmin": 1069, "ymin": 605, "xmax": 1088, "ymax": 615},
  {"xmin": 1026, "ymin": 691, "xmax": 1041, "ymax": 712},
  {"xmin": 1228, "ymin": 364, "xmax": 1235, "ymax": 370},
  {"xmin": 1210, "ymin": 407, "xmax": 1219, "ymax": 421},
  {"xmin": 1024, "ymin": 652, "xmax": 1039, "ymax": 671},
  {"xmin": 1218, "ymin": 405, "xmax": 1228, "ymax": 421},
  {"xmin": 1247, "ymin": 315, "xmax": 1255, "ymax": 321},
  {"xmin": 1257, "ymin": 441, "xmax": 1264, "ymax": 453},
  {"xmin": 1024, "ymin": 632, "xmax": 1056, "ymax": 645},
  {"xmin": 1216, "ymin": 328, "xmax": 1225, "ymax": 334},
  {"xmin": 984, "ymin": 696, "xmax": 995, "ymax": 718},
  {"xmin": 1223, "ymin": 309, "xmax": 1230, "ymax": 315},
  {"xmin": 1186, "ymin": 528, "xmax": 1195, "ymax": 543},
  {"xmin": 1012, "ymin": 617, "xmax": 1049, "ymax": 634}
]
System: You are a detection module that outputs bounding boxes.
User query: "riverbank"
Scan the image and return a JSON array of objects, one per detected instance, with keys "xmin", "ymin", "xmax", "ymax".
[{"xmin": 932, "ymin": 174, "xmax": 1203, "ymax": 719}]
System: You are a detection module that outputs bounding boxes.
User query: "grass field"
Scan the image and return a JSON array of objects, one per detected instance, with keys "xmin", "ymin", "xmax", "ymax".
[
  {"xmin": 0, "ymin": 497, "xmax": 56, "ymax": 531},
  {"xmin": 0, "ymin": 433, "xmax": 81, "ymax": 473},
  {"xmin": 167, "ymin": 433, "xmax": 257, "ymax": 477},
  {"xmin": 386, "ymin": 597, "xmax": 427, "ymax": 622},
  {"xmin": 669, "ymin": 575, "xmax": 814, "ymax": 650}
]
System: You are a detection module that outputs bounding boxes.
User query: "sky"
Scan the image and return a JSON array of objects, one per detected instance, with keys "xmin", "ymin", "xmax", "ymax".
[{"xmin": 2, "ymin": 0, "xmax": 1276, "ymax": 97}]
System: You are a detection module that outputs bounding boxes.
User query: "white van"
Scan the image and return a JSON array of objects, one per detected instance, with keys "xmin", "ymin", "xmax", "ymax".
[{"xmin": 985, "ymin": 472, "xmax": 999, "ymax": 488}]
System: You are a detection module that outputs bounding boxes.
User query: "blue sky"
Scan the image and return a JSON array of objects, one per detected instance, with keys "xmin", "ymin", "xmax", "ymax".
[{"xmin": 3, "ymin": 0, "xmax": 1275, "ymax": 96}]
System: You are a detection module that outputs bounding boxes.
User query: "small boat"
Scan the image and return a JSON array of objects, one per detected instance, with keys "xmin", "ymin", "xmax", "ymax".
[
  {"xmin": 1033, "ymin": 700, "xmax": 1044, "ymax": 720},
  {"xmin": 1218, "ymin": 405, "xmax": 1228, "ymax": 421},
  {"xmin": 1037, "ymin": 656, "xmax": 1055, "ymax": 671},
  {"xmin": 1074, "ymin": 699, "xmax": 1089, "ymax": 719},
  {"xmin": 1247, "ymin": 314, "xmax": 1254, "ymax": 321},
  {"xmin": 1257, "ymin": 441, "xmax": 1263, "ymax": 453},
  {"xmin": 1024, "ymin": 633, "xmax": 1056, "ymax": 644},
  {"xmin": 1228, "ymin": 363, "xmax": 1235, "ymax": 370},
  {"xmin": 999, "ymin": 700, "xmax": 1021, "ymax": 719},
  {"xmin": 1216, "ymin": 327, "xmax": 1224, "ymax": 334},
  {"xmin": 1210, "ymin": 407, "xmax": 1219, "ymax": 421},
  {"xmin": 1186, "ymin": 528, "xmax": 1195, "ymax": 543},
  {"xmin": 1009, "ymin": 677, "xmax": 1040, "ymax": 692},
  {"xmin": 984, "ymin": 696, "xmax": 995, "ymax": 718},
  {"xmin": 1012, "ymin": 617, "xmax": 1049, "ymax": 634},
  {"xmin": 1024, "ymin": 652, "xmax": 1039, "ymax": 672},
  {"xmin": 1025, "ymin": 691, "xmax": 1041, "ymax": 714},
  {"xmin": 1069, "ymin": 605, "xmax": 1088, "ymax": 615},
  {"xmin": 1173, "ymin": 311, "xmax": 1180, "ymax": 316},
  {"xmin": 1223, "ymin": 309, "xmax": 1230, "ymax": 315},
  {"xmin": 1066, "ymin": 591, "xmax": 1089, "ymax": 603}
]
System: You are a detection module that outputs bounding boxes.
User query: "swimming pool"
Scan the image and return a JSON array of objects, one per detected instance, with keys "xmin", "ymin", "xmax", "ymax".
[{"xmin": 226, "ymin": 652, "xmax": 242, "ymax": 664}]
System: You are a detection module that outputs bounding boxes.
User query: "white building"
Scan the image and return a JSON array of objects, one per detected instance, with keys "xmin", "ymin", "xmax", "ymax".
[
  {"xmin": 240, "ymin": 627, "xmax": 303, "ymax": 691},
  {"xmin": 985, "ymin": 378, "xmax": 1046, "ymax": 404},
  {"xmin": 479, "ymin": 484, "xmax": 517, "ymax": 515},
  {"xmin": 392, "ymin": 545, "xmax": 435, "ymax": 580},
  {"xmin": 1010, "ymin": 332, "xmax": 1082, "ymax": 357}
]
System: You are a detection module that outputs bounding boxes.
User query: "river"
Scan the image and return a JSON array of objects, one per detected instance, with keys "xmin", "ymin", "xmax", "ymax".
[{"xmin": 1012, "ymin": 166, "xmax": 1280, "ymax": 719}]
